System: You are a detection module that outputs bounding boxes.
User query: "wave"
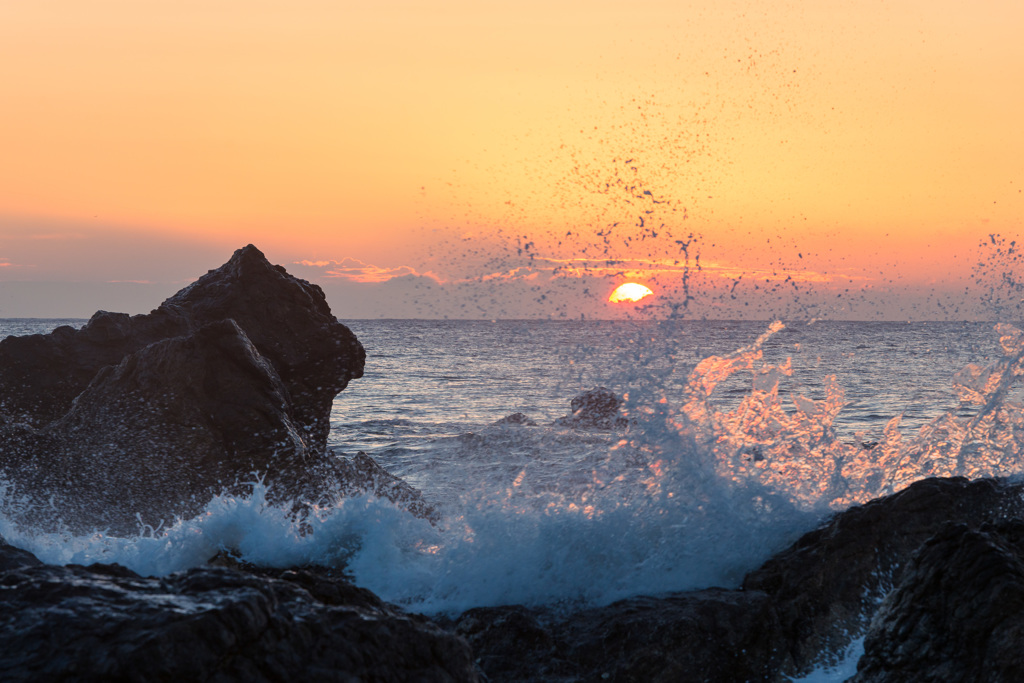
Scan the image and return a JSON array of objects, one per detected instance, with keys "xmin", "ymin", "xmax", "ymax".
[{"xmin": 2, "ymin": 321, "xmax": 1022, "ymax": 615}]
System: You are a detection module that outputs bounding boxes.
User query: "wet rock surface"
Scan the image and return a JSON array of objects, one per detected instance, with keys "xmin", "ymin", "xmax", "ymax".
[
  {"xmin": 851, "ymin": 521, "xmax": 1024, "ymax": 683},
  {"xmin": 447, "ymin": 476, "xmax": 1024, "ymax": 682},
  {"xmin": 0, "ymin": 244, "xmax": 364, "ymax": 452},
  {"xmin": 743, "ymin": 476, "xmax": 1024, "ymax": 671},
  {"xmin": 451, "ymin": 589, "xmax": 784, "ymax": 682},
  {"xmin": 0, "ymin": 541, "xmax": 478, "ymax": 683},
  {"xmin": 0, "ymin": 245, "xmax": 436, "ymax": 532},
  {"xmin": 553, "ymin": 387, "xmax": 629, "ymax": 430}
]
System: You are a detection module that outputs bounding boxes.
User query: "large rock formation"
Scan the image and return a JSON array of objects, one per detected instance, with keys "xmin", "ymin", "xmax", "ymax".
[
  {"xmin": 0, "ymin": 244, "xmax": 364, "ymax": 453},
  {"xmin": 0, "ymin": 540, "xmax": 478, "ymax": 682},
  {"xmin": 0, "ymin": 245, "xmax": 411, "ymax": 533}
]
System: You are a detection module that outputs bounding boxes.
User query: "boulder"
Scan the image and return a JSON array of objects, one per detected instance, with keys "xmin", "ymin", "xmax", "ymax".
[
  {"xmin": 0, "ymin": 246, "xmax": 439, "ymax": 533},
  {"xmin": 453, "ymin": 589, "xmax": 785, "ymax": 682},
  {"xmin": 851, "ymin": 522, "xmax": 1024, "ymax": 683},
  {"xmin": 450, "ymin": 477, "xmax": 1024, "ymax": 682},
  {"xmin": 0, "ymin": 320, "xmax": 311, "ymax": 531},
  {"xmin": 553, "ymin": 387, "xmax": 628, "ymax": 430},
  {"xmin": 742, "ymin": 476, "xmax": 1024, "ymax": 671},
  {"xmin": 0, "ymin": 244, "xmax": 364, "ymax": 453},
  {"xmin": 0, "ymin": 319, "xmax": 429, "ymax": 533},
  {"xmin": 0, "ymin": 541, "xmax": 479, "ymax": 682}
]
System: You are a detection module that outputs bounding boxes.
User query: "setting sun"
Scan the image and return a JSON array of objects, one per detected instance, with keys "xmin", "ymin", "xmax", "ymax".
[{"xmin": 609, "ymin": 283, "xmax": 654, "ymax": 303}]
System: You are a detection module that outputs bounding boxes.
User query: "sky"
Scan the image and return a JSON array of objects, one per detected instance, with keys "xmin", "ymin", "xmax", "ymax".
[{"xmin": 1, "ymin": 0, "xmax": 1022, "ymax": 320}]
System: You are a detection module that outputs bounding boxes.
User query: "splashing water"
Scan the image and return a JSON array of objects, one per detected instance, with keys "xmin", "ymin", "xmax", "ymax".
[{"xmin": 1, "ymin": 320, "xmax": 1023, "ymax": 615}]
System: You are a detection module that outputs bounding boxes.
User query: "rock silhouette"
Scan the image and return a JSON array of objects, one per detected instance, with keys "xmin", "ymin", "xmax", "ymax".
[
  {"xmin": 0, "ymin": 541, "xmax": 478, "ymax": 682},
  {"xmin": 0, "ymin": 246, "xmax": 432, "ymax": 533},
  {"xmin": 0, "ymin": 244, "xmax": 363, "ymax": 453}
]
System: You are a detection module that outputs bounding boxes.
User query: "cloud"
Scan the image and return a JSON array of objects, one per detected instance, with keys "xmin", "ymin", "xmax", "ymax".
[
  {"xmin": 295, "ymin": 258, "xmax": 444, "ymax": 284},
  {"xmin": 0, "ymin": 259, "xmax": 34, "ymax": 270},
  {"xmin": 463, "ymin": 256, "xmax": 847, "ymax": 286}
]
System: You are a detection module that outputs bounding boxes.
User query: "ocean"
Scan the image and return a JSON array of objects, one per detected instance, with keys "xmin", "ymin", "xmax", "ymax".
[{"xmin": 1, "ymin": 317, "xmax": 1022, "ymax": 675}]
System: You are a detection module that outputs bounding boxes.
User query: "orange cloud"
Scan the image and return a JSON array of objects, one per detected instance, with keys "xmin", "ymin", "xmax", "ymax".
[
  {"xmin": 296, "ymin": 258, "xmax": 444, "ymax": 284},
  {"xmin": 488, "ymin": 256, "xmax": 847, "ymax": 285}
]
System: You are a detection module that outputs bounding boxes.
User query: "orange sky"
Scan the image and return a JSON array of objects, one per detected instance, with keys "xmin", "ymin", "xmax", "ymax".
[{"xmin": 1, "ymin": 0, "xmax": 1021, "ymax": 318}]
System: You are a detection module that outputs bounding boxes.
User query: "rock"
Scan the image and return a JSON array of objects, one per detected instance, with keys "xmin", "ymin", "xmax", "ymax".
[
  {"xmin": 0, "ymin": 247, "xmax": 437, "ymax": 533},
  {"xmin": 0, "ymin": 320, "xmax": 431, "ymax": 532},
  {"xmin": 851, "ymin": 521, "xmax": 1024, "ymax": 683},
  {"xmin": 553, "ymin": 387, "xmax": 628, "ymax": 430},
  {"xmin": 0, "ymin": 541, "xmax": 479, "ymax": 682},
  {"xmin": 450, "ymin": 477, "xmax": 1024, "ymax": 682},
  {"xmin": 742, "ymin": 476, "xmax": 1024, "ymax": 672},
  {"xmin": 0, "ymin": 244, "xmax": 364, "ymax": 453},
  {"xmin": 493, "ymin": 412, "xmax": 537, "ymax": 426},
  {"xmin": 0, "ymin": 320, "xmax": 314, "ymax": 531},
  {"xmin": 451, "ymin": 589, "xmax": 785, "ymax": 682},
  {"xmin": 331, "ymin": 452, "xmax": 441, "ymax": 524}
]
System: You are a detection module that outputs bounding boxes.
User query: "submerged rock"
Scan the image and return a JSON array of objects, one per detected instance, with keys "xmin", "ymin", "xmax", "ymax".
[
  {"xmin": 493, "ymin": 412, "xmax": 537, "ymax": 426},
  {"xmin": 553, "ymin": 387, "xmax": 628, "ymax": 430},
  {"xmin": 0, "ymin": 541, "xmax": 478, "ymax": 682}
]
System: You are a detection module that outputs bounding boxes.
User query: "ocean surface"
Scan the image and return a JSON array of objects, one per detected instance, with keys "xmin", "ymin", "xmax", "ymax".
[{"xmin": 2, "ymin": 317, "xmax": 1023, "ymax": 673}]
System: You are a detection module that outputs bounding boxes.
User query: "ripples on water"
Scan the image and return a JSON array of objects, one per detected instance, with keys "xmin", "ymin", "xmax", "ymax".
[{"xmin": 1, "ymin": 318, "xmax": 1022, "ymax": 615}]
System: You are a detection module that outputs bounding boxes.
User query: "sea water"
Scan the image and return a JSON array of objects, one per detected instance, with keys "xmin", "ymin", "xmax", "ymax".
[{"xmin": 1, "ymin": 318, "xmax": 1022, "ymax": 626}]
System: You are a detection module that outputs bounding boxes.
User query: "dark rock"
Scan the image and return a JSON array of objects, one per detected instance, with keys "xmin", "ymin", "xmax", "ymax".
[
  {"xmin": 0, "ymin": 319, "xmax": 319, "ymax": 531},
  {"xmin": 0, "ymin": 541, "xmax": 478, "ymax": 682},
  {"xmin": 742, "ymin": 476, "xmax": 1024, "ymax": 672},
  {"xmin": 0, "ymin": 247, "xmax": 435, "ymax": 533},
  {"xmin": 331, "ymin": 452, "xmax": 441, "ymax": 524},
  {"xmin": 452, "ymin": 477, "xmax": 1024, "ymax": 682},
  {"xmin": 0, "ymin": 244, "xmax": 364, "ymax": 453},
  {"xmin": 453, "ymin": 605, "xmax": 572, "ymax": 681},
  {"xmin": 0, "ymin": 321, "xmax": 431, "ymax": 532},
  {"xmin": 493, "ymin": 412, "xmax": 537, "ymax": 426},
  {"xmin": 451, "ymin": 589, "xmax": 784, "ymax": 682},
  {"xmin": 553, "ymin": 387, "xmax": 628, "ymax": 430},
  {"xmin": 851, "ymin": 522, "xmax": 1024, "ymax": 683}
]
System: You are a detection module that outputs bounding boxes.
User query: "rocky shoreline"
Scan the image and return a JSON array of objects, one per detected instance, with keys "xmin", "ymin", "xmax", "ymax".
[
  {"xmin": 1, "ymin": 475, "xmax": 1022, "ymax": 681},
  {"xmin": 2, "ymin": 246, "xmax": 1022, "ymax": 681}
]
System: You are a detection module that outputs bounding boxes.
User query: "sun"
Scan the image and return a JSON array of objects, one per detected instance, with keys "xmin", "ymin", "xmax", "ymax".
[{"xmin": 609, "ymin": 282, "xmax": 654, "ymax": 303}]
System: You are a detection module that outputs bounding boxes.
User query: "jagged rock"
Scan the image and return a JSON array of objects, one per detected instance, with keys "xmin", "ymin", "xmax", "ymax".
[
  {"xmin": 0, "ymin": 244, "xmax": 364, "ymax": 453},
  {"xmin": 851, "ymin": 522, "xmax": 1024, "ymax": 683},
  {"xmin": 0, "ymin": 320, "xmax": 431, "ymax": 532},
  {"xmin": 451, "ymin": 477, "xmax": 1024, "ymax": 682},
  {"xmin": 0, "ymin": 541, "xmax": 479, "ymax": 682},
  {"xmin": 742, "ymin": 476, "xmax": 1024, "ymax": 672},
  {"xmin": 0, "ymin": 247, "xmax": 439, "ymax": 533},
  {"xmin": 0, "ymin": 320, "xmax": 314, "ymax": 531},
  {"xmin": 453, "ymin": 589, "xmax": 785, "ymax": 682},
  {"xmin": 553, "ymin": 387, "xmax": 628, "ymax": 430}
]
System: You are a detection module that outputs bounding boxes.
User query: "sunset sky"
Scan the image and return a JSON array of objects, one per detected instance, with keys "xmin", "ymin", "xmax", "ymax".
[{"xmin": 1, "ymin": 0, "xmax": 1021, "ymax": 319}]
